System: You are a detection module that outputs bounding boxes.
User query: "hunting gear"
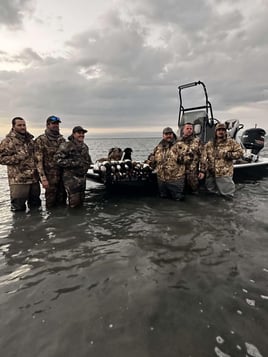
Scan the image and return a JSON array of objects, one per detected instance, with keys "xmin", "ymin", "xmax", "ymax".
[
  {"xmin": 177, "ymin": 122, "xmax": 205, "ymax": 193},
  {"xmin": 148, "ymin": 127, "xmax": 192, "ymax": 201},
  {"xmin": 0, "ymin": 117, "xmax": 41, "ymax": 211},
  {"xmin": 35, "ymin": 115, "xmax": 66, "ymax": 208},
  {"xmin": 204, "ymin": 123, "xmax": 244, "ymax": 197},
  {"xmin": 56, "ymin": 126, "xmax": 92, "ymax": 208}
]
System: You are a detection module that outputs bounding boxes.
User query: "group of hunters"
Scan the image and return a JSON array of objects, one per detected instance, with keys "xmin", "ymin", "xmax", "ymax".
[
  {"xmin": 0, "ymin": 116, "xmax": 243, "ymax": 212},
  {"xmin": 0, "ymin": 116, "xmax": 92, "ymax": 211},
  {"xmin": 148, "ymin": 123, "xmax": 243, "ymax": 201}
]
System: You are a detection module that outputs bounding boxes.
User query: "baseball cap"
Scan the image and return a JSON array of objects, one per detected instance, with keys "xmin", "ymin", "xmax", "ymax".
[
  {"xmin": 72, "ymin": 126, "xmax": 88, "ymax": 133},
  {"xmin": 163, "ymin": 127, "xmax": 174, "ymax": 134},
  {"xmin": 46, "ymin": 115, "xmax": 61, "ymax": 124},
  {"xmin": 215, "ymin": 123, "xmax": 226, "ymax": 131}
]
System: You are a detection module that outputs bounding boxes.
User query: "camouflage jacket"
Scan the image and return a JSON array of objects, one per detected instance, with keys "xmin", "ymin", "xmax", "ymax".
[
  {"xmin": 35, "ymin": 131, "xmax": 65, "ymax": 183},
  {"xmin": 204, "ymin": 137, "xmax": 244, "ymax": 177},
  {"xmin": 148, "ymin": 139, "xmax": 191, "ymax": 182},
  {"xmin": 55, "ymin": 137, "xmax": 92, "ymax": 178},
  {"xmin": 0, "ymin": 130, "xmax": 39, "ymax": 185},
  {"xmin": 177, "ymin": 135, "xmax": 205, "ymax": 173}
]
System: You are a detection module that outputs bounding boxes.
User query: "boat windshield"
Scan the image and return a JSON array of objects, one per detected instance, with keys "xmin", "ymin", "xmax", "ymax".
[{"xmin": 180, "ymin": 110, "xmax": 208, "ymax": 126}]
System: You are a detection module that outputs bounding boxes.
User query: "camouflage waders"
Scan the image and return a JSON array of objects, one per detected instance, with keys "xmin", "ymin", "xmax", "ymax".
[
  {"xmin": 10, "ymin": 183, "xmax": 41, "ymax": 211},
  {"xmin": 35, "ymin": 131, "xmax": 66, "ymax": 208},
  {"xmin": 56, "ymin": 136, "xmax": 92, "ymax": 208},
  {"xmin": 0, "ymin": 129, "xmax": 41, "ymax": 211}
]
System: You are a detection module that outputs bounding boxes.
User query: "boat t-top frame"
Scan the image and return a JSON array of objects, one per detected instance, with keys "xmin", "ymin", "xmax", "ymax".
[{"xmin": 178, "ymin": 80, "xmax": 215, "ymax": 142}]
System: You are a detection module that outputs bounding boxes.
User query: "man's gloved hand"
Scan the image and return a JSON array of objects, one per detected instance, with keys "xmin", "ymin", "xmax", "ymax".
[{"xmin": 224, "ymin": 151, "xmax": 233, "ymax": 160}]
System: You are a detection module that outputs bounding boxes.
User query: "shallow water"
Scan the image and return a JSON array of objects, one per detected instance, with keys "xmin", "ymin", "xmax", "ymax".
[{"xmin": 0, "ymin": 138, "xmax": 268, "ymax": 357}]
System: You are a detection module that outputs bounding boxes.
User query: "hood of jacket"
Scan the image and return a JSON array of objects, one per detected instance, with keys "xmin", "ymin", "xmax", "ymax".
[{"xmin": 7, "ymin": 129, "xmax": 34, "ymax": 142}]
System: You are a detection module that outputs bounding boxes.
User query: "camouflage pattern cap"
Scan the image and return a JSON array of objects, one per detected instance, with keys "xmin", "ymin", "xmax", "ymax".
[
  {"xmin": 163, "ymin": 127, "xmax": 174, "ymax": 134},
  {"xmin": 215, "ymin": 123, "xmax": 226, "ymax": 131}
]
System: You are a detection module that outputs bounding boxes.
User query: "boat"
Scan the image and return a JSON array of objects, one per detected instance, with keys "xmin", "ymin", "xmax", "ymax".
[
  {"xmin": 87, "ymin": 81, "xmax": 268, "ymax": 189},
  {"xmin": 177, "ymin": 81, "xmax": 268, "ymax": 182}
]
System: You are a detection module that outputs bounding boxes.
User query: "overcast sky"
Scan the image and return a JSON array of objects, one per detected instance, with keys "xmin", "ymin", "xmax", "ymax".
[{"xmin": 0, "ymin": 0, "xmax": 268, "ymax": 138}]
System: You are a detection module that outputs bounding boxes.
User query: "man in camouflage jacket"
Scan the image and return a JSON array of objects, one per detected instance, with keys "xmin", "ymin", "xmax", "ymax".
[
  {"xmin": 35, "ymin": 115, "xmax": 66, "ymax": 208},
  {"xmin": 0, "ymin": 117, "xmax": 41, "ymax": 211},
  {"xmin": 177, "ymin": 122, "xmax": 205, "ymax": 193},
  {"xmin": 56, "ymin": 126, "xmax": 92, "ymax": 208},
  {"xmin": 148, "ymin": 127, "xmax": 191, "ymax": 201},
  {"xmin": 204, "ymin": 122, "xmax": 244, "ymax": 197}
]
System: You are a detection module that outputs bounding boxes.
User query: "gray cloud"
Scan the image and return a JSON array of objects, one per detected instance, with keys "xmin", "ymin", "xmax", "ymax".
[
  {"xmin": 130, "ymin": 0, "xmax": 212, "ymax": 32},
  {"xmin": 0, "ymin": 0, "xmax": 35, "ymax": 29},
  {"xmin": 1, "ymin": 1, "xmax": 268, "ymax": 133},
  {"xmin": 67, "ymin": 10, "xmax": 169, "ymax": 83}
]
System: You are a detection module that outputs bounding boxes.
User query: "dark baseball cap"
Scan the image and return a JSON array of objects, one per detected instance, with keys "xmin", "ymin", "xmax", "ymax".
[
  {"xmin": 163, "ymin": 127, "xmax": 174, "ymax": 134},
  {"xmin": 46, "ymin": 115, "xmax": 61, "ymax": 124},
  {"xmin": 72, "ymin": 126, "xmax": 88, "ymax": 133}
]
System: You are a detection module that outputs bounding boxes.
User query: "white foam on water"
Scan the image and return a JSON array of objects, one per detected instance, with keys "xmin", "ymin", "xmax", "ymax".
[
  {"xmin": 216, "ymin": 336, "xmax": 224, "ymax": 344},
  {"xmin": 0, "ymin": 264, "xmax": 31, "ymax": 287},
  {"xmin": 246, "ymin": 298, "xmax": 256, "ymax": 307},
  {"xmin": 245, "ymin": 342, "xmax": 263, "ymax": 357},
  {"xmin": 214, "ymin": 346, "xmax": 231, "ymax": 357}
]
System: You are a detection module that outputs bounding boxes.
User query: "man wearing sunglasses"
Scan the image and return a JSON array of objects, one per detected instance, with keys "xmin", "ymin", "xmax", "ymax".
[
  {"xmin": 35, "ymin": 115, "xmax": 67, "ymax": 208},
  {"xmin": 204, "ymin": 122, "xmax": 243, "ymax": 197},
  {"xmin": 0, "ymin": 117, "xmax": 41, "ymax": 211}
]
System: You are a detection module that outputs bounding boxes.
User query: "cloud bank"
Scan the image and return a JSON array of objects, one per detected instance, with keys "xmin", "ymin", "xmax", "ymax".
[{"xmin": 0, "ymin": 0, "xmax": 268, "ymax": 136}]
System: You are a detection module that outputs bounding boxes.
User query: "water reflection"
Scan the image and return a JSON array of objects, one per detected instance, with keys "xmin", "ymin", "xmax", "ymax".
[{"xmin": 0, "ymin": 170, "xmax": 268, "ymax": 356}]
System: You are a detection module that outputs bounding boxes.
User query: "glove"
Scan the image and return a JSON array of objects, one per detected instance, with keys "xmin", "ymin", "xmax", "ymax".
[
  {"xmin": 215, "ymin": 150, "xmax": 228, "ymax": 160},
  {"xmin": 187, "ymin": 149, "xmax": 194, "ymax": 157},
  {"xmin": 224, "ymin": 151, "xmax": 233, "ymax": 160},
  {"xmin": 177, "ymin": 157, "xmax": 184, "ymax": 164},
  {"xmin": 147, "ymin": 154, "xmax": 155, "ymax": 162},
  {"xmin": 187, "ymin": 151, "xmax": 194, "ymax": 162}
]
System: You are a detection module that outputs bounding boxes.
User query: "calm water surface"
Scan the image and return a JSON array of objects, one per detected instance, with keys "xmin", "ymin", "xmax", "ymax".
[{"xmin": 0, "ymin": 138, "xmax": 268, "ymax": 357}]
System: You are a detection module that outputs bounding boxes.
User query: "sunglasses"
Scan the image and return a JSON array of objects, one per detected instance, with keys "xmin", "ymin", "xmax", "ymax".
[
  {"xmin": 49, "ymin": 116, "xmax": 61, "ymax": 123},
  {"xmin": 217, "ymin": 128, "xmax": 226, "ymax": 132}
]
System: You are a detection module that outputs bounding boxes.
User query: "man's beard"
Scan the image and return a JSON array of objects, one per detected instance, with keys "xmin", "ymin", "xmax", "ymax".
[{"xmin": 50, "ymin": 127, "xmax": 59, "ymax": 134}]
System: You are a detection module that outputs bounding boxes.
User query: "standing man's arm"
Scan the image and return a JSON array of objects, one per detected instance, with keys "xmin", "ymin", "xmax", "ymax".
[
  {"xmin": 34, "ymin": 137, "xmax": 49, "ymax": 189},
  {"xmin": 0, "ymin": 138, "xmax": 26, "ymax": 165},
  {"xmin": 224, "ymin": 141, "xmax": 244, "ymax": 161},
  {"xmin": 55, "ymin": 144, "xmax": 72, "ymax": 168},
  {"xmin": 198, "ymin": 141, "xmax": 206, "ymax": 180}
]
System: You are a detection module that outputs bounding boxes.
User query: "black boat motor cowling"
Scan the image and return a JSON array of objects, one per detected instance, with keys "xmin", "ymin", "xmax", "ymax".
[{"xmin": 241, "ymin": 128, "xmax": 266, "ymax": 155}]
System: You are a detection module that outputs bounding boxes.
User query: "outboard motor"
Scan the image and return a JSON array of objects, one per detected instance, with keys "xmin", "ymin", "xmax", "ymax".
[{"xmin": 241, "ymin": 128, "xmax": 266, "ymax": 161}]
